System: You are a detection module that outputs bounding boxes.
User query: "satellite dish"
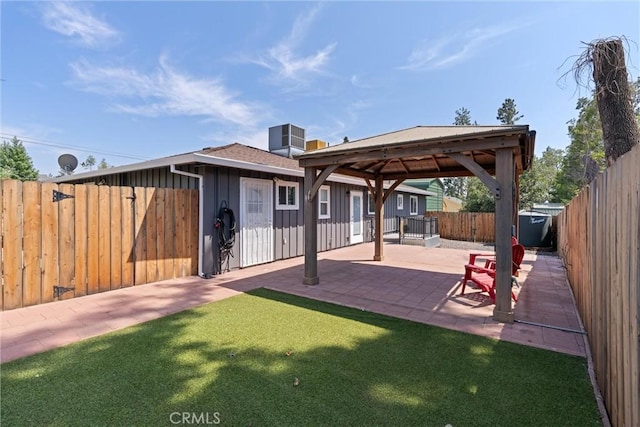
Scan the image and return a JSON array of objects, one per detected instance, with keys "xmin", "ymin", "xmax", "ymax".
[{"xmin": 58, "ymin": 154, "xmax": 78, "ymax": 173}]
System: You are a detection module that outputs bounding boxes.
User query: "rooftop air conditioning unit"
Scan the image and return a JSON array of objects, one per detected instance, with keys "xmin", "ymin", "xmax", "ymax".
[{"xmin": 269, "ymin": 124, "xmax": 305, "ymax": 158}]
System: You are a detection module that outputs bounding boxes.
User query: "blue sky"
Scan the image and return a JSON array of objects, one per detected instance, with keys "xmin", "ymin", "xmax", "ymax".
[{"xmin": 1, "ymin": 1, "xmax": 638, "ymax": 176}]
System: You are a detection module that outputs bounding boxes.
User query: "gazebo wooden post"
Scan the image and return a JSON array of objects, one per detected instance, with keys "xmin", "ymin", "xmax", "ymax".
[
  {"xmin": 303, "ymin": 166, "xmax": 319, "ymax": 285},
  {"xmin": 374, "ymin": 175, "xmax": 384, "ymax": 261},
  {"xmin": 493, "ymin": 148, "xmax": 515, "ymax": 322}
]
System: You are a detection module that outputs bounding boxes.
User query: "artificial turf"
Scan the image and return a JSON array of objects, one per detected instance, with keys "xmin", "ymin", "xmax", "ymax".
[{"xmin": 1, "ymin": 288, "xmax": 600, "ymax": 426}]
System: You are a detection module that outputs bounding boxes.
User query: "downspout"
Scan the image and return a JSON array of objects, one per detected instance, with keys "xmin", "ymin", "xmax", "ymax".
[{"xmin": 170, "ymin": 164, "xmax": 205, "ymax": 278}]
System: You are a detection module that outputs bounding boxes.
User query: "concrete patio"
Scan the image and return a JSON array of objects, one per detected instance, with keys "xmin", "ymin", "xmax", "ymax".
[{"xmin": 0, "ymin": 242, "xmax": 586, "ymax": 363}]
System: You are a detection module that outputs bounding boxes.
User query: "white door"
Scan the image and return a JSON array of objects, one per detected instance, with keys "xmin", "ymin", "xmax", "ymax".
[
  {"xmin": 240, "ymin": 178, "xmax": 274, "ymax": 267},
  {"xmin": 350, "ymin": 191, "xmax": 363, "ymax": 244}
]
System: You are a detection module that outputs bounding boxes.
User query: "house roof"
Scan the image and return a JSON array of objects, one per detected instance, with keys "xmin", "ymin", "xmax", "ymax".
[
  {"xmin": 197, "ymin": 143, "xmax": 300, "ymax": 170},
  {"xmin": 49, "ymin": 142, "xmax": 436, "ymax": 196},
  {"xmin": 296, "ymin": 125, "xmax": 536, "ymax": 180}
]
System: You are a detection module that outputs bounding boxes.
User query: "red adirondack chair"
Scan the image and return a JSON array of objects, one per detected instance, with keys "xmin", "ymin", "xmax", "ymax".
[{"xmin": 460, "ymin": 243, "xmax": 525, "ymax": 303}]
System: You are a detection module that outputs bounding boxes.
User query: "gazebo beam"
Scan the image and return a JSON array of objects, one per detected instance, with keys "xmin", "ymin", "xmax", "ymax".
[
  {"xmin": 448, "ymin": 152, "xmax": 500, "ymax": 197},
  {"xmin": 374, "ymin": 175, "xmax": 385, "ymax": 261},
  {"xmin": 493, "ymin": 148, "xmax": 514, "ymax": 322},
  {"xmin": 382, "ymin": 179, "xmax": 406, "ymax": 204},
  {"xmin": 303, "ymin": 166, "xmax": 319, "ymax": 285},
  {"xmin": 298, "ymin": 138, "xmax": 520, "ymax": 168},
  {"xmin": 309, "ymin": 165, "xmax": 339, "ymax": 200}
]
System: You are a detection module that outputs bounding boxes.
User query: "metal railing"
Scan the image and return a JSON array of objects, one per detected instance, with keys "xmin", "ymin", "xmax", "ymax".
[{"xmin": 398, "ymin": 216, "xmax": 438, "ymax": 244}]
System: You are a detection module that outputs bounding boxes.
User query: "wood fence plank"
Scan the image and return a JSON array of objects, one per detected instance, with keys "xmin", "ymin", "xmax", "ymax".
[
  {"xmin": 120, "ymin": 187, "xmax": 134, "ymax": 287},
  {"xmin": 191, "ymin": 190, "xmax": 199, "ymax": 275},
  {"xmin": 134, "ymin": 187, "xmax": 147, "ymax": 285},
  {"xmin": 173, "ymin": 190, "xmax": 184, "ymax": 277},
  {"xmin": 182, "ymin": 189, "xmax": 189, "ymax": 277},
  {"xmin": 110, "ymin": 186, "xmax": 122, "ymax": 289},
  {"xmin": 86, "ymin": 185, "xmax": 100, "ymax": 294},
  {"xmin": 155, "ymin": 188, "xmax": 166, "ymax": 281},
  {"xmin": 557, "ymin": 144, "xmax": 640, "ymax": 427},
  {"xmin": 57, "ymin": 183, "xmax": 75, "ymax": 300},
  {"xmin": 163, "ymin": 189, "xmax": 175, "ymax": 279},
  {"xmin": 74, "ymin": 184, "xmax": 88, "ymax": 296},
  {"xmin": 98, "ymin": 186, "xmax": 111, "ymax": 292},
  {"xmin": 40, "ymin": 182, "xmax": 58, "ymax": 304},
  {"xmin": 145, "ymin": 187, "xmax": 157, "ymax": 283},
  {"xmin": 22, "ymin": 181, "xmax": 42, "ymax": 307},
  {"xmin": 2, "ymin": 181, "xmax": 23, "ymax": 310}
]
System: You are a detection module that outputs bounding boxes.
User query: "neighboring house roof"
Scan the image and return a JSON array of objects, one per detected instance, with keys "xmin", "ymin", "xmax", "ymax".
[
  {"xmin": 50, "ymin": 142, "xmax": 436, "ymax": 196},
  {"xmin": 404, "ymin": 178, "xmax": 444, "ymax": 190},
  {"xmin": 443, "ymin": 196, "xmax": 463, "ymax": 212}
]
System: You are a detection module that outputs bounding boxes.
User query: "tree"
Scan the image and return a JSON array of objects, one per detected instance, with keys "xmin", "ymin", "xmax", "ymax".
[
  {"xmin": 496, "ymin": 98, "xmax": 523, "ymax": 125},
  {"xmin": 0, "ymin": 136, "xmax": 39, "ymax": 180},
  {"xmin": 98, "ymin": 158, "xmax": 109, "ymax": 169},
  {"xmin": 453, "ymin": 107, "xmax": 472, "ymax": 125},
  {"xmin": 81, "ymin": 155, "xmax": 96, "ymax": 170},
  {"xmin": 519, "ymin": 147, "xmax": 564, "ymax": 209},
  {"xmin": 442, "ymin": 178, "xmax": 467, "ymax": 199},
  {"xmin": 443, "ymin": 107, "xmax": 477, "ymax": 199},
  {"xmin": 462, "ymin": 177, "xmax": 495, "ymax": 212},
  {"xmin": 570, "ymin": 38, "xmax": 639, "ymax": 165},
  {"xmin": 552, "ymin": 95, "xmax": 605, "ymax": 203}
]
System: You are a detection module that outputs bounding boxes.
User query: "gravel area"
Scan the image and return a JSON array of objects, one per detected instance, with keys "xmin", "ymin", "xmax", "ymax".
[{"xmin": 438, "ymin": 238, "xmax": 496, "ymax": 251}]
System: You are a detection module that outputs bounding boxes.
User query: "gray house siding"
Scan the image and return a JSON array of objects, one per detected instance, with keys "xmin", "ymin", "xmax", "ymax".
[
  {"xmin": 66, "ymin": 165, "xmax": 200, "ymax": 189},
  {"xmin": 53, "ymin": 161, "xmax": 431, "ymax": 277},
  {"xmin": 363, "ymin": 190, "xmax": 427, "ymax": 235}
]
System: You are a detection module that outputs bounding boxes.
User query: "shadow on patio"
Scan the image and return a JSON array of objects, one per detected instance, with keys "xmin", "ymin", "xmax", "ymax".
[{"xmin": 0, "ymin": 242, "xmax": 585, "ymax": 363}]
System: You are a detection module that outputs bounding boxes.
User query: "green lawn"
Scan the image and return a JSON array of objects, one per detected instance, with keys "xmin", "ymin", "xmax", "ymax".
[{"xmin": 1, "ymin": 289, "xmax": 600, "ymax": 426}]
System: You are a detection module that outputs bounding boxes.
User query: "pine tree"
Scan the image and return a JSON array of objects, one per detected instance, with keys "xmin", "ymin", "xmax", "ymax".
[
  {"xmin": 0, "ymin": 137, "xmax": 39, "ymax": 180},
  {"xmin": 496, "ymin": 98, "xmax": 523, "ymax": 125}
]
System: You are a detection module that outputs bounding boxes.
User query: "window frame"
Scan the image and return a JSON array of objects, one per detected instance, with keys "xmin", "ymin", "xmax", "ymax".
[
  {"xmin": 397, "ymin": 194, "xmax": 404, "ymax": 210},
  {"xmin": 318, "ymin": 185, "xmax": 331, "ymax": 219},
  {"xmin": 367, "ymin": 192, "xmax": 375, "ymax": 215},
  {"xmin": 410, "ymin": 195, "xmax": 418, "ymax": 215},
  {"xmin": 275, "ymin": 181, "xmax": 299, "ymax": 211}
]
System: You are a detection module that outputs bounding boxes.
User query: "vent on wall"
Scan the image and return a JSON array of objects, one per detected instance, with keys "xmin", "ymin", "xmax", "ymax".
[{"xmin": 269, "ymin": 124, "xmax": 305, "ymax": 158}]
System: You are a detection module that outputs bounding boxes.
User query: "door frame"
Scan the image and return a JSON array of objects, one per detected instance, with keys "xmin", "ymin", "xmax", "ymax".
[
  {"xmin": 239, "ymin": 177, "xmax": 274, "ymax": 267},
  {"xmin": 350, "ymin": 190, "xmax": 364, "ymax": 244}
]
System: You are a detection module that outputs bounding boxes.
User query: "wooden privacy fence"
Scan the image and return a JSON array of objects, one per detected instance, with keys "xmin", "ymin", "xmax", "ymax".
[
  {"xmin": 425, "ymin": 211, "xmax": 495, "ymax": 242},
  {"xmin": 1, "ymin": 180, "xmax": 199, "ymax": 311},
  {"xmin": 557, "ymin": 144, "xmax": 639, "ymax": 427}
]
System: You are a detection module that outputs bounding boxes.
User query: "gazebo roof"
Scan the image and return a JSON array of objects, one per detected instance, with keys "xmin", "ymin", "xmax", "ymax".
[{"xmin": 296, "ymin": 125, "xmax": 536, "ymax": 180}]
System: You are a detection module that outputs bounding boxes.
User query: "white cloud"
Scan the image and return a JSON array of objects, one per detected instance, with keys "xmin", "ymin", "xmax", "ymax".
[
  {"xmin": 41, "ymin": 1, "xmax": 120, "ymax": 48},
  {"xmin": 245, "ymin": 4, "xmax": 337, "ymax": 87},
  {"xmin": 309, "ymin": 100, "xmax": 372, "ymax": 143},
  {"xmin": 70, "ymin": 56, "xmax": 262, "ymax": 125},
  {"xmin": 399, "ymin": 23, "xmax": 524, "ymax": 71}
]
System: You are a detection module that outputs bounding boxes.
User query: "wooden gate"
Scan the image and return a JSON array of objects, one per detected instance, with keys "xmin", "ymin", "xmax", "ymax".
[{"xmin": 0, "ymin": 180, "xmax": 198, "ymax": 310}]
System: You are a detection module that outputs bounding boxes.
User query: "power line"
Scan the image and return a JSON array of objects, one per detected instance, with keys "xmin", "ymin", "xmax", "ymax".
[{"xmin": 0, "ymin": 133, "xmax": 149, "ymax": 161}]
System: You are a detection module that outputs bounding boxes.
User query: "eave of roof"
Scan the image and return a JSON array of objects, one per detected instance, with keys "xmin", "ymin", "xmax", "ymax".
[
  {"xmin": 48, "ymin": 147, "xmax": 436, "ymax": 196},
  {"xmin": 295, "ymin": 125, "xmax": 530, "ymax": 159}
]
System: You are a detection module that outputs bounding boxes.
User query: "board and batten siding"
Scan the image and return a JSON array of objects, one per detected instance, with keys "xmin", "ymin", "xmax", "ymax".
[{"xmin": 65, "ymin": 165, "xmax": 200, "ymax": 189}]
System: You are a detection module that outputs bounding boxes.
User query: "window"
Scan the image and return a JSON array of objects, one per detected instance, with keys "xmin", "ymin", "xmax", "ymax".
[
  {"xmin": 367, "ymin": 192, "xmax": 375, "ymax": 215},
  {"xmin": 276, "ymin": 181, "xmax": 299, "ymax": 210},
  {"xmin": 397, "ymin": 194, "xmax": 404, "ymax": 210},
  {"xmin": 318, "ymin": 185, "xmax": 330, "ymax": 219},
  {"xmin": 410, "ymin": 195, "xmax": 418, "ymax": 215}
]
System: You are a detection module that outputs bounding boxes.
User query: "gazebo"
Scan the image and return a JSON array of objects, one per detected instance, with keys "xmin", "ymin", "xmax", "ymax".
[{"xmin": 296, "ymin": 125, "xmax": 536, "ymax": 322}]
